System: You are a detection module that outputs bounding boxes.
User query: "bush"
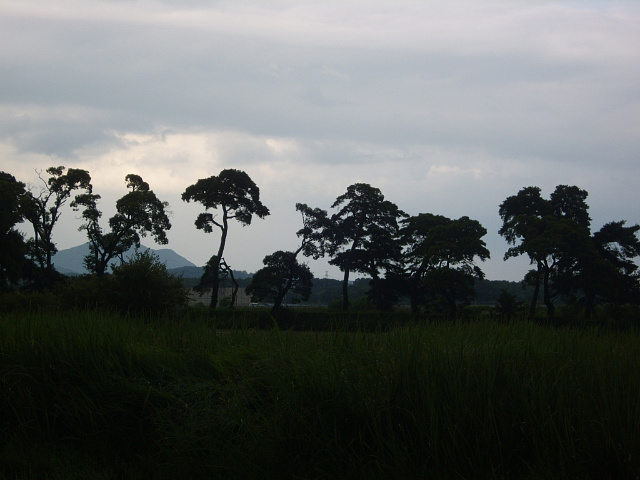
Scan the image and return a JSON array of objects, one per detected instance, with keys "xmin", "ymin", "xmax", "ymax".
[
  {"xmin": 55, "ymin": 274, "xmax": 110, "ymax": 311},
  {"xmin": 107, "ymin": 250, "xmax": 188, "ymax": 317},
  {"xmin": 0, "ymin": 290, "xmax": 58, "ymax": 313},
  {"xmin": 495, "ymin": 288, "xmax": 524, "ymax": 321}
]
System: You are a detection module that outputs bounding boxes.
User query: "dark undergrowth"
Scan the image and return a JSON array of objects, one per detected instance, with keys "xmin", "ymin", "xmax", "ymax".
[{"xmin": 1, "ymin": 309, "xmax": 639, "ymax": 479}]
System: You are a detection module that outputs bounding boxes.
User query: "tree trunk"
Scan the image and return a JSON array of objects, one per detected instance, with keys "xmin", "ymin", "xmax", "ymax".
[
  {"xmin": 208, "ymin": 256, "xmax": 221, "ymax": 309},
  {"xmin": 542, "ymin": 266, "xmax": 555, "ymax": 323},
  {"xmin": 410, "ymin": 293, "xmax": 420, "ymax": 314},
  {"xmin": 46, "ymin": 246, "xmax": 53, "ymax": 272},
  {"xmin": 447, "ymin": 293, "xmax": 457, "ymax": 321},
  {"xmin": 272, "ymin": 277, "xmax": 293, "ymax": 315},
  {"xmin": 209, "ymin": 220, "xmax": 229, "ymax": 309},
  {"xmin": 584, "ymin": 291, "xmax": 597, "ymax": 321},
  {"xmin": 529, "ymin": 262, "xmax": 542, "ymax": 318},
  {"xmin": 409, "ymin": 270, "xmax": 424, "ymax": 315},
  {"xmin": 342, "ymin": 267, "xmax": 350, "ymax": 311},
  {"xmin": 229, "ymin": 270, "xmax": 238, "ymax": 308},
  {"xmin": 219, "ymin": 258, "xmax": 238, "ymax": 308}
]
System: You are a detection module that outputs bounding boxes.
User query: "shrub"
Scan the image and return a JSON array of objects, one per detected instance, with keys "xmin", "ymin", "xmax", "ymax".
[
  {"xmin": 495, "ymin": 288, "xmax": 524, "ymax": 321},
  {"xmin": 107, "ymin": 250, "xmax": 188, "ymax": 317},
  {"xmin": 55, "ymin": 274, "xmax": 110, "ymax": 311},
  {"xmin": 0, "ymin": 290, "xmax": 58, "ymax": 313}
]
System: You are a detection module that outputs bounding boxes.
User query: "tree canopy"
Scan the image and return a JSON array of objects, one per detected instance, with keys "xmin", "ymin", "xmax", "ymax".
[
  {"xmin": 182, "ymin": 169, "xmax": 269, "ymax": 308},
  {"xmin": 298, "ymin": 183, "xmax": 405, "ymax": 310},
  {"xmin": 499, "ymin": 185, "xmax": 639, "ymax": 321},
  {"xmin": 2, "ymin": 163, "xmax": 639, "ymax": 320},
  {"xmin": 400, "ymin": 213, "xmax": 490, "ymax": 318},
  {"xmin": 72, "ymin": 174, "xmax": 171, "ymax": 276},
  {"xmin": 0, "ymin": 172, "xmax": 30, "ymax": 290},
  {"xmin": 246, "ymin": 250, "xmax": 314, "ymax": 313},
  {"xmin": 21, "ymin": 166, "xmax": 92, "ymax": 287}
]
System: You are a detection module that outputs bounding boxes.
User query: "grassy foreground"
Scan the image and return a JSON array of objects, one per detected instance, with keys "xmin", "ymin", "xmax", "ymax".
[{"xmin": 1, "ymin": 310, "xmax": 639, "ymax": 479}]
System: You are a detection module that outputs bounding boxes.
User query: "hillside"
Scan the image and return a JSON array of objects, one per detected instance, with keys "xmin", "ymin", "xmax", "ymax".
[{"xmin": 52, "ymin": 243, "xmax": 197, "ymax": 275}]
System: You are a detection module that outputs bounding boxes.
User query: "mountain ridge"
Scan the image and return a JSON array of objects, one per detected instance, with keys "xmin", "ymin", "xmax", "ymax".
[{"xmin": 52, "ymin": 243, "xmax": 198, "ymax": 275}]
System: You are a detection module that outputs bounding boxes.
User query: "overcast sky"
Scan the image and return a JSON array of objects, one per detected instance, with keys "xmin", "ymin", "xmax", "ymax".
[{"xmin": 2, "ymin": 0, "xmax": 639, "ymax": 281}]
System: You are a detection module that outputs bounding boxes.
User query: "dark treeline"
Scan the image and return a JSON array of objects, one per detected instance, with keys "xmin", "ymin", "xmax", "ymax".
[
  {"xmin": 2, "ymin": 167, "xmax": 639, "ymax": 322},
  {"xmin": 181, "ymin": 273, "xmax": 532, "ymax": 310}
]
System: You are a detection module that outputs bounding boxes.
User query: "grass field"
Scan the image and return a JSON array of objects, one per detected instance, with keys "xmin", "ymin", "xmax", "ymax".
[{"xmin": 1, "ymin": 309, "xmax": 639, "ymax": 479}]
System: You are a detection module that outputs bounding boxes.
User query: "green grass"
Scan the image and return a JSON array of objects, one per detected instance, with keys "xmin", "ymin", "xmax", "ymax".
[{"xmin": 1, "ymin": 309, "xmax": 639, "ymax": 479}]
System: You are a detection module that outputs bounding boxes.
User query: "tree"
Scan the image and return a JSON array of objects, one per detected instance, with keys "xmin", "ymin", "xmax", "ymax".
[
  {"xmin": 0, "ymin": 172, "xmax": 30, "ymax": 290},
  {"xmin": 400, "ymin": 213, "xmax": 449, "ymax": 313},
  {"xmin": 72, "ymin": 174, "xmax": 171, "ymax": 276},
  {"xmin": 495, "ymin": 289, "xmax": 523, "ymax": 322},
  {"xmin": 181, "ymin": 169, "xmax": 269, "ymax": 308},
  {"xmin": 107, "ymin": 250, "xmax": 187, "ymax": 317},
  {"xmin": 295, "ymin": 202, "xmax": 333, "ymax": 260},
  {"xmin": 498, "ymin": 186, "xmax": 548, "ymax": 317},
  {"xmin": 495, "ymin": 185, "xmax": 640, "ymax": 322},
  {"xmin": 219, "ymin": 258, "xmax": 240, "ymax": 308},
  {"xmin": 245, "ymin": 204, "xmax": 320, "ymax": 313},
  {"xmin": 298, "ymin": 184, "xmax": 405, "ymax": 311},
  {"xmin": 366, "ymin": 272, "xmax": 406, "ymax": 311},
  {"xmin": 499, "ymin": 185, "xmax": 594, "ymax": 321},
  {"xmin": 400, "ymin": 213, "xmax": 490, "ymax": 318},
  {"xmin": 246, "ymin": 250, "xmax": 314, "ymax": 313},
  {"xmin": 22, "ymin": 166, "xmax": 92, "ymax": 284},
  {"xmin": 570, "ymin": 221, "xmax": 640, "ymax": 319}
]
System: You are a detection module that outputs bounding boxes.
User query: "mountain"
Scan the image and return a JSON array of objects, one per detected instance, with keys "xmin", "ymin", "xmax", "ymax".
[{"xmin": 52, "ymin": 243, "xmax": 197, "ymax": 275}]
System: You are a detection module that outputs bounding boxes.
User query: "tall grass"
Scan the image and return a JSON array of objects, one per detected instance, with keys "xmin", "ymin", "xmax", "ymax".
[{"xmin": 1, "ymin": 310, "xmax": 639, "ymax": 479}]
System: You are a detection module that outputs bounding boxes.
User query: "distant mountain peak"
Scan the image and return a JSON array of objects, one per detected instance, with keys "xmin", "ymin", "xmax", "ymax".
[{"xmin": 52, "ymin": 243, "xmax": 197, "ymax": 275}]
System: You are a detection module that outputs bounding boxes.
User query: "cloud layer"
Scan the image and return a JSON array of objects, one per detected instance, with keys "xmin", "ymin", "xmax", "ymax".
[{"xmin": 2, "ymin": 0, "xmax": 639, "ymax": 281}]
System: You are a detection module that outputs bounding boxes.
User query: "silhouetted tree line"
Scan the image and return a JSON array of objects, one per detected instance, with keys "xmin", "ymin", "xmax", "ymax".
[{"xmin": 1, "ymin": 167, "xmax": 639, "ymax": 321}]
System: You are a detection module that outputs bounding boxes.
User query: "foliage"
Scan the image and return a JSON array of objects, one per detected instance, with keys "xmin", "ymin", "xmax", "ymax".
[
  {"xmin": 106, "ymin": 250, "xmax": 188, "ymax": 317},
  {"xmin": 246, "ymin": 250, "xmax": 314, "ymax": 312},
  {"xmin": 295, "ymin": 202, "xmax": 332, "ymax": 259},
  {"xmin": 72, "ymin": 174, "xmax": 172, "ymax": 276},
  {"xmin": 400, "ymin": 213, "xmax": 490, "ymax": 318},
  {"xmin": 495, "ymin": 288, "xmax": 524, "ymax": 321},
  {"xmin": 578, "ymin": 221, "xmax": 640, "ymax": 317},
  {"xmin": 474, "ymin": 279, "xmax": 534, "ymax": 305},
  {"xmin": 298, "ymin": 183, "xmax": 405, "ymax": 310},
  {"xmin": 0, "ymin": 172, "xmax": 30, "ymax": 290},
  {"xmin": 2, "ymin": 164, "xmax": 637, "ymax": 319},
  {"xmin": 499, "ymin": 185, "xmax": 640, "ymax": 321},
  {"xmin": 21, "ymin": 166, "xmax": 92, "ymax": 286},
  {"xmin": 366, "ymin": 273, "xmax": 406, "ymax": 311},
  {"xmin": 301, "ymin": 277, "xmax": 369, "ymax": 306},
  {"xmin": 182, "ymin": 169, "xmax": 269, "ymax": 308},
  {"xmin": 54, "ymin": 274, "xmax": 110, "ymax": 311},
  {"xmin": 42, "ymin": 251, "xmax": 187, "ymax": 316}
]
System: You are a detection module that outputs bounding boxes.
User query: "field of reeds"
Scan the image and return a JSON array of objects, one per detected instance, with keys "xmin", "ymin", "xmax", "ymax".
[{"xmin": 1, "ymin": 309, "xmax": 639, "ymax": 479}]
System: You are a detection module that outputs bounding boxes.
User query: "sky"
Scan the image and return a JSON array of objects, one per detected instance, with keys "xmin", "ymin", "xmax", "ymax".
[{"xmin": 2, "ymin": 0, "xmax": 639, "ymax": 281}]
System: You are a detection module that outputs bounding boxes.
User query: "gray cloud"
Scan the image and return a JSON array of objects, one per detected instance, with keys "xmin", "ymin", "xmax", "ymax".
[{"xmin": 2, "ymin": 0, "xmax": 639, "ymax": 281}]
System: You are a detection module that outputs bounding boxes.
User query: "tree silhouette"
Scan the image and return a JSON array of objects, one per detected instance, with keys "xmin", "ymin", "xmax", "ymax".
[
  {"xmin": 246, "ymin": 250, "xmax": 313, "ymax": 313},
  {"xmin": 0, "ymin": 172, "xmax": 30, "ymax": 290},
  {"xmin": 496, "ymin": 185, "xmax": 638, "ymax": 322},
  {"xmin": 562, "ymin": 221, "xmax": 640, "ymax": 319},
  {"xmin": 297, "ymin": 184, "xmax": 405, "ymax": 311},
  {"xmin": 22, "ymin": 166, "xmax": 92, "ymax": 286},
  {"xmin": 495, "ymin": 289, "xmax": 523, "ymax": 322},
  {"xmin": 72, "ymin": 174, "xmax": 171, "ymax": 276},
  {"xmin": 182, "ymin": 169, "xmax": 269, "ymax": 308},
  {"xmin": 295, "ymin": 202, "xmax": 333, "ymax": 260},
  {"xmin": 107, "ymin": 250, "xmax": 187, "ymax": 317},
  {"xmin": 400, "ymin": 213, "xmax": 489, "ymax": 318}
]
